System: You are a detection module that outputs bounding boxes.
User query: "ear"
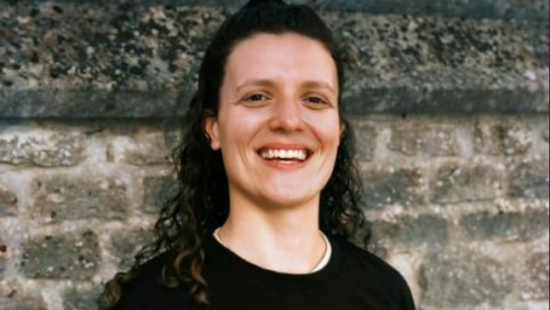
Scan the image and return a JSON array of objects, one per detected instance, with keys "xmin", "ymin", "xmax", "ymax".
[
  {"xmin": 340, "ymin": 121, "xmax": 346, "ymax": 137},
  {"xmin": 204, "ymin": 115, "xmax": 221, "ymax": 151}
]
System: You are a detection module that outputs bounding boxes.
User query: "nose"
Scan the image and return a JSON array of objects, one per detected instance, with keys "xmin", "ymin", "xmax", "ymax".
[{"xmin": 268, "ymin": 98, "xmax": 305, "ymax": 133}]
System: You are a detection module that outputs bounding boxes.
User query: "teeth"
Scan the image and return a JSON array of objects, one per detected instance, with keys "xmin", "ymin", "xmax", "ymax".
[{"xmin": 260, "ymin": 149, "xmax": 308, "ymax": 161}]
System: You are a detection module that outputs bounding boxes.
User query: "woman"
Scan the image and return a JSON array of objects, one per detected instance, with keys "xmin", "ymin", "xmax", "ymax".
[{"xmin": 99, "ymin": 0, "xmax": 416, "ymax": 309}]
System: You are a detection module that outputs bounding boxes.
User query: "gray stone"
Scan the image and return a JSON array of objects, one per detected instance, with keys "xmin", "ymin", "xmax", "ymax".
[
  {"xmin": 521, "ymin": 251, "xmax": 550, "ymax": 301},
  {"xmin": 0, "ymin": 133, "xmax": 86, "ymax": 167},
  {"xmin": 31, "ymin": 175, "xmax": 128, "ymax": 222},
  {"xmin": 360, "ymin": 167, "xmax": 426, "ymax": 209},
  {"xmin": 142, "ymin": 175, "xmax": 178, "ymax": 214},
  {"xmin": 113, "ymin": 132, "xmax": 176, "ymax": 166},
  {"xmin": 508, "ymin": 159, "xmax": 550, "ymax": 199},
  {"xmin": 430, "ymin": 163, "xmax": 503, "ymax": 204},
  {"xmin": 0, "ymin": 186, "xmax": 18, "ymax": 217},
  {"xmin": 0, "ymin": 289, "xmax": 47, "ymax": 310},
  {"xmin": 352, "ymin": 123, "xmax": 376, "ymax": 161},
  {"xmin": 474, "ymin": 118, "xmax": 533, "ymax": 156},
  {"xmin": 419, "ymin": 248, "xmax": 514, "ymax": 308},
  {"xmin": 20, "ymin": 230, "xmax": 101, "ymax": 280},
  {"xmin": 388, "ymin": 123, "xmax": 460, "ymax": 157},
  {"xmin": 0, "ymin": 4, "xmax": 547, "ymax": 118},
  {"xmin": 460, "ymin": 209, "xmax": 550, "ymax": 242},
  {"xmin": 109, "ymin": 228, "xmax": 154, "ymax": 270},
  {"xmin": 63, "ymin": 287, "xmax": 102, "ymax": 310},
  {"xmin": 371, "ymin": 214, "xmax": 449, "ymax": 247}
]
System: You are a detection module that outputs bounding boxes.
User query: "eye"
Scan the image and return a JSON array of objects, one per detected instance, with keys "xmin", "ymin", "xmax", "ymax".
[
  {"xmin": 305, "ymin": 96, "xmax": 328, "ymax": 105},
  {"xmin": 244, "ymin": 93, "xmax": 271, "ymax": 102}
]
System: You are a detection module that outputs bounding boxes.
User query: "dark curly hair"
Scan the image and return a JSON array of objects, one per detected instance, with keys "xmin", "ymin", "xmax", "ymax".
[{"xmin": 99, "ymin": 0, "xmax": 371, "ymax": 308}]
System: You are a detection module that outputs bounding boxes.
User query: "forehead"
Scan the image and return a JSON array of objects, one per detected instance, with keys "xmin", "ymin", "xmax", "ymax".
[{"xmin": 224, "ymin": 33, "xmax": 338, "ymax": 89}]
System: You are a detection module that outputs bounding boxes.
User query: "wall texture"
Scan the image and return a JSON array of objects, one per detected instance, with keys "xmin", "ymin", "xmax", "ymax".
[{"xmin": 0, "ymin": 1, "xmax": 549, "ymax": 309}]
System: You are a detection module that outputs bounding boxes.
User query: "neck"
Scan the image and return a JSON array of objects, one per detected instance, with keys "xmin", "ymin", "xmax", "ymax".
[{"xmin": 217, "ymin": 195, "xmax": 327, "ymax": 274}]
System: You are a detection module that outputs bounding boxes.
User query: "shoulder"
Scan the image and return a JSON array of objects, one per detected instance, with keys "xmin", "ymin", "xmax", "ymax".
[
  {"xmin": 332, "ymin": 235, "xmax": 416, "ymax": 308},
  {"xmin": 111, "ymin": 251, "xmax": 191, "ymax": 310}
]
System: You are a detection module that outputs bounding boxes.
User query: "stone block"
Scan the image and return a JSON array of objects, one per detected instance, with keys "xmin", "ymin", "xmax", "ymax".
[
  {"xmin": 388, "ymin": 123, "xmax": 460, "ymax": 157},
  {"xmin": 508, "ymin": 159, "xmax": 550, "ymax": 200},
  {"xmin": 460, "ymin": 209, "xmax": 550, "ymax": 242},
  {"xmin": 360, "ymin": 167, "xmax": 426, "ymax": 209},
  {"xmin": 371, "ymin": 214, "xmax": 449, "ymax": 248},
  {"xmin": 109, "ymin": 228, "xmax": 154, "ymax": 270},
  {"xmin": 109, "ymin": 131, "xmax": 176, "ymax": 166},
  {"xmin": 521, "ymin": 251, "xmax": 550, "ymax": 301},
  {"xmin": 142, "ymin": 175, "xmax": 178, "ymax": 214},
  {"xmin": 0, "ymin": 132, "xmax": 86, "ymax": 167},
  {"xmin": 352, "ymin": 122, "xmax": 377, "ymax": 161},
  {"xmin": 419, "ymin": 248, "xmax": 514, "ymax": 309},
  {"xmin": 474, "ymin": 118, "xmax": 533, "ymax": 156},
  {"xmin": 0, "ymin": 185, "xmax": 18, "ymax": 217},
  {"xmin": 63, "ymin": 287, "xmax": 102, "ymax": 310},
  {"xmin": 31, "ymin": 175, "xmax": 128, "ymax": 222},
  {"xmin": 430, "ymin": 162, "xmax": 503, "ymax": 204},
  {"xmin": 20, "ymin": 230, "xmax": 101, "ymax": 280}
]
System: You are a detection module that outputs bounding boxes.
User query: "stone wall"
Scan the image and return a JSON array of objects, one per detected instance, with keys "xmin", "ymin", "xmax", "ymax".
[{"xmin": 0, "ymin": 1, "xmax": 549, "ymax": 310}]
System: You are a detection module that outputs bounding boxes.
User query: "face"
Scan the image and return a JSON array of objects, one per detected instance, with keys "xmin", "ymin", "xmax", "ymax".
[{"xmin": 204, "ymin": 33, "xmax": 344, "ymax": 210}]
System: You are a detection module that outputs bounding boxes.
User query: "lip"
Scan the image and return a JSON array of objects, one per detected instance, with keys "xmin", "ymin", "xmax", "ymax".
[{"xmin": 256, "ymin": 143, "xmax": 314, "ymax": 156}]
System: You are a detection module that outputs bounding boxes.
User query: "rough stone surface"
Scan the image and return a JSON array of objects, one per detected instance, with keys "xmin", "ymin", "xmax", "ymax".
[
  {"xmin": 474, "ymin": 118, "xmax": 534, "ymax": 156},
  {"xmin": 352, "ymin": 122, "xmax": 376, "ymax": 161},
  {"xmin": 0, "ymin": 288, "xmax": 47, "ymax": 310},
  {"xmin": 522, "ymin": 251, "xmax": 550, "ymax": 301},
  {"xmin": 388, "ymin": 123, "xmax": 460, "ymax": 156},
  {"xmin": 0, "ymin": 4, "xmax": 547, "ymax": 117},
  {"xmin": 31, "ymin": 175, "xmax": 128, "ymax": 223},
  {"xmin": 63, "ymin": 287, "xmax": 102, "ymax": 310},
  {"xmin": 430, "ymin": 162, "xmax": 503, "ymax": 204},
  {"xmin": 508, "ymin": 158, "xmax": 550, "ymax": 200},
  {"xmin": 371, "ymin": 214, "xmax": 449, "ymax": 248},
  {"xmin": 419, "ymin": 248, "xmax": 514, "ymax": 309},
  {"xmin": 20, "ymin": 230, "xmax": 101, "ymax": 280},
  {"xmin": 142, "ymin": 175, "xmax": 178, "ymax": 214},
  {"xmin": 460, "ymin": 209, "xmax": 550, "ymax": 242},
  {"xmin": 0, "ymin": 132, "xmax": 86, "ymax": 167},
  {"xmin": 109, "ymin": 131, "xmax": 177, "ymax": 166},
  {"xmin": 0, "ymin": 184, "xmax": 18, "ymax": 217},
  {"xmin": 360, "ymin": 167, "xmax": 426, "ymax": 209},
  {"xmin": 109, "ymin": 227, "xmax": 154, "ymax": 270}
]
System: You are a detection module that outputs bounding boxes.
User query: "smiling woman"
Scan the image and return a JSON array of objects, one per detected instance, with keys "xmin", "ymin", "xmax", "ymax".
[{"xmin": 98, "ymin": 0, "xmax": 416, "ymax": 309}]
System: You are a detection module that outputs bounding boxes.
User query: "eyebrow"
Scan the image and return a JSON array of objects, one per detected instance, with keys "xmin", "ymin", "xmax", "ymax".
[{"xmin": 236, "ymin": 79, "xmax": 337, "ymax": 94}]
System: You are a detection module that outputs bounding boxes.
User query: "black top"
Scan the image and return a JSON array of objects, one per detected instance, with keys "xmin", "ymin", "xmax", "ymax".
[{"xmin": 111, "ymin": 232, "xmax": 416, "ymax": 310}]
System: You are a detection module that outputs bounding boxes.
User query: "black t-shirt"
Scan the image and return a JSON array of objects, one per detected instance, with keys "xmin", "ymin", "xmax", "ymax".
[{"xmin": 111, "ymin": 232, "xmax": 416, "ymax": 310}]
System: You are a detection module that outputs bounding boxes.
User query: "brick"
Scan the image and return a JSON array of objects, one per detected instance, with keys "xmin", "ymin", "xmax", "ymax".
[
  {"xmin": 508, "ymin": 159, "xmax": 550, "ymax": 200},
  {"xmin": 0, "ymin": 185, "xmax": 18, "ymax": 217},
  {"xmin": 110, "ymin": 131, "xmax": 177, "ymax": 166},
  {"xmin": 0, "ymin": 132, "xmax": 86, "ymax": 167},
  {"xmin": 431, "ymin": 162, "xmax": 503, "ymax": 204},
  {"xmin": 372, "ymin": 214, "xmax": 449, "ymax": 248},
  {"xmin": 388, "ymin": 123, "xmax": 460, "ymax": 157},
  {"xmin": 31, "ymin": 175, "xmax": 128, "ymax": 222},
  {"xmin": 63, "ymin": 287, "xmax": 102, "ymax": 310},
  {"xmin": 460, "ymin": 209, "xmax": 549, "ymax": 242},
  {"xmin": 0, "ymin": 285, "xmax": 48, "ymax": 310},
  {"xmin": 352, "ymin": 123, "xmax": 376, "ymax": 161},
  {"xmin": 142, "ymin": 175, "xmax": 178, "ymax": 214},
  {"xmin": 419, "ymin": 248, "xmax": 514, "ymax": 308},
  {"xmin": 20, "ymin": 230, "xmax": 100, "ymax": 280},
  {"xmin": 521, "ymin": 251, "xmax": 550, "ymax": 301},
  {"xmin": 360, "ymin": 167, "xmax": 425, "ymax": 209},
  {"xmin": 474, "ymin": 118, "xmax": 533, "ymax": 156},
  {"xmin": 109, "ymin": 228, "xmax": 153, "ymax": 270}
]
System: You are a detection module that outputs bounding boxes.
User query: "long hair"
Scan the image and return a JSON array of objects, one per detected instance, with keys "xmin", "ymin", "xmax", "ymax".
[{"xmin": 99, "ymin": 0, "xmax": 370, "ymax": 308}]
